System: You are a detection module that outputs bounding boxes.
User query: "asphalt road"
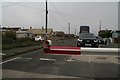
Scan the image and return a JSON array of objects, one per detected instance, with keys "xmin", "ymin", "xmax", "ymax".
[{"xmin": 2, "ymin": 39, "xmax": 119, "ymax": 80}]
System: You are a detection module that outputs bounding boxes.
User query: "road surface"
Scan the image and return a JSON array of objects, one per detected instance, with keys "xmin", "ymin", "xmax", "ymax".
[{"xmin": 2, "ymin": 39, "xmax": 119, "ymax": 80}]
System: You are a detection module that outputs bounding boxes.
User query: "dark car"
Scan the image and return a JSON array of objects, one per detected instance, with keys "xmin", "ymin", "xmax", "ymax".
[
  {"xmin": 77, "ymin": 33, "xmax": 98, "ymax": 47},
  {"xmin": 96, "ymin": 36, "xmax": 104, "ymax": 44}
]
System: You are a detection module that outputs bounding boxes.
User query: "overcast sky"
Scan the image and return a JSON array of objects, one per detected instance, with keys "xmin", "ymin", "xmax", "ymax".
[{"xmin": 1, "ymin": 1, "xmax": 119, "ymax": 35}]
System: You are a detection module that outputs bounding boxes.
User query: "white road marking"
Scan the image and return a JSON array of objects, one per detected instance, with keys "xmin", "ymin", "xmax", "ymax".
[
  {"xmin": 0, "ymin": 57, "xmax": 21, "ymax": 64},
  {"xmin": 66, "ymin": 59, "xmax": 74, "ymax": 62},
  {"xmin": 40, "ymin": 58, "xmax": 56, "ymax": 61},
  {"xmin": 0, "ymin": 53, "xmax": 6, "ymax": 55}
]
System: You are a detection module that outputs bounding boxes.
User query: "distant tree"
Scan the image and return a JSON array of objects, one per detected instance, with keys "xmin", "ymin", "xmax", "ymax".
[{"xmin": 99, "ymin": 30, "xmax": 112, "ymax": 38}]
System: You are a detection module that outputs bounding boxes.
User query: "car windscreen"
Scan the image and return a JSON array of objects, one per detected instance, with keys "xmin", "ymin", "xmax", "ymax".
[{"xmin": 79, "ymin": 33, "xmax": 96, "ymax": 39}]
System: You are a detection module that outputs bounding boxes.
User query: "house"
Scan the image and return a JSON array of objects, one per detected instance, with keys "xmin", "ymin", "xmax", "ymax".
[
  {"xmin": 53, "ymin": 31, "xmax": 65, "ymax": 36},
  {"xmin": 112, "ymin": 30, "xmax": 120, "ymax": 43},
  {"xmin": 16, "ymin": 30, "xmax": 32, "ymax": 38},
  {"xmin": 27, "ymin": 27, "xmax": 54, "ymax": 40},
  {"xmin": 2, "ymin": 27, "xmax": 21, "ymax": 32},
  {"xmin": 53, "ymin": 31, "xmax": 65, "ymax": 40},
  {"xmin": 65, "ymin": 34, "xmax": 75, "ymax": 39},
  {"xmin": 1, "ymin": 26, "xmax": 21, "ymax": 35}
]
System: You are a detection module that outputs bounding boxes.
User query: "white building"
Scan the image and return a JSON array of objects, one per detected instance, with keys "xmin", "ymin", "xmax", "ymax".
[
  {"xmin": 16, "ymin": 30, "xmax": 32, "ymax": 38},
  {"xmin": 112, "ymin": 30, "xmax": 120, "ymax": 43}
]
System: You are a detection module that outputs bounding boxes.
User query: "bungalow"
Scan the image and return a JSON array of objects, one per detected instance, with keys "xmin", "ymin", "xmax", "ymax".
[
  {"xmin": 16, "ymin": 30, "xmax": 32, "ymax": 38},
  {"xmin": 65, "ymin": 34, "xmax": 75, "ymax": 39},
  {"xmin": 53, "ymin": 31, "xmax": 65, "ymax": 40},
  {"xmin": 1, "ymin": 27, "xmax": 21, "ymax": 35},
  {"xmin": 27, "ymin": 27, "xmax": 54, "ymax": 40},
  {"xmin": 112, "ymin": 30, "xmax": 120, "ymax": 43},
  {"xmin": 2, "ymin": 27, "xmax": 21, "ymax": 32}
]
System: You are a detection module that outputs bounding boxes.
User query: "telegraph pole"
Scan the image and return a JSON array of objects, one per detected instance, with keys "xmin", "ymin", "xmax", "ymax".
[
  {"xmin": 74, "ymin": 29, "xmax": 76, "ymax": 35},
  {"xmin": 99, "ymin": 20, "xmax": 101, "ymax": 31},
  {"xmin": 45, "ymin": 0, "xmax": 48, "ymax": 44},
  {"xmin": 68, "ymin": 22, "xmax": 70, "ymax": 34}
]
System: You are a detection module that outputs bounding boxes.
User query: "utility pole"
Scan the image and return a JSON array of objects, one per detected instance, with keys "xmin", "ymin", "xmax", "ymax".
[
  {"xmin": 45, "ymin": 0, "xmax": 48, "ymax": 44},
  {"xmin": 74, "ymin": 29, "xmax": 76, "ymax": 35},
  {"xmin": 68, "ymin": 22, "xmax": 70, "ymax": 34},
  {"xmin": 99, "ymin": 20, "xmax": 101, "ymax": 31}
]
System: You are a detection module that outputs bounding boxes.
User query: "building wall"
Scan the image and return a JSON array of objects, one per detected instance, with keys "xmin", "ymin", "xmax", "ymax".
[
  {"xmin": 16, "ymin": 31, "xmax": 32, "ymax": 38},
  {"xmin": 112, "ymin": 31, "xmax": 120, "ymax": 43},
  {"xmin": 16, "ymin": 33, "xmax": 28, "ymax": 38}
]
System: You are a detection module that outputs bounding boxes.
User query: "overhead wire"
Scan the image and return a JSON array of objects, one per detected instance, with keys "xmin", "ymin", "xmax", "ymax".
[
  {"xmin": 49, "ymin": 3, "xmax": 67, "ymax": 27},
  {"xmin": 17, "ymin": 3, "xmax": 45, "ymax": 11},
  {"xmin": 2, "ymin": 2, "xmax": 98, "ymax": 30},
  {"xmin": 2, "ymin": 2, "xmax": 23, "ymax": 8},
  {"xmin": 49, "ymin": 2, "xmax": 71, "ymax": 33},
  {"xmin": 2, "ymin": 2, "xmax": 96, "ymax": 21}
]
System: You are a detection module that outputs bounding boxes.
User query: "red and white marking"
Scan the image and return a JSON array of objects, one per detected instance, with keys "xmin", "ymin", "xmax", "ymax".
[{"xmin": 44, "ymin": 46, "xmax": 120, "ymax": 55}]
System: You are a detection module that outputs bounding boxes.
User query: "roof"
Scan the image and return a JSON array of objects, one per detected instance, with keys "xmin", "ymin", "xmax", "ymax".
[
  {"xmin": 54, "ymin": 31, "xmax": 64, "ymax": 32},
  {"xmin": 113, "ymin": 30, "xmax": 120, "ymax": 33},
  {"xmin": 65, "ymin": 34, "xmax": 74, "ymax": 36},
  {"xmin": 28, "ymin": 28, "xmax": 53, "ymax": 34},
  {"xmin": 2, "ymin": 27, "xmax": 21, "ymax": 30},
  {"xmin": 54, "ymin": 31, "xmax": 65, "ymax": 34},
  {"xmin": 21, "ymin": 29, "xmax": 28, "ymax": 31}
]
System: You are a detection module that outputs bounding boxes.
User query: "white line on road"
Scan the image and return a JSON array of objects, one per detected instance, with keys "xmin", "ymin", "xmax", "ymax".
[
  {"xmin": 40, "ymin": 58, "xmax": 56, "ymax": 61},
  {"xmin": 0, "ymin": 53, "xmax": 6, "ymax": 55},
  {"xmin": 66, "ymin": 59, "xmax": 74, "ymax": 62},
  {"xmin": 0, "ymin": 57, "xmax": 21, "ymax": 64}
]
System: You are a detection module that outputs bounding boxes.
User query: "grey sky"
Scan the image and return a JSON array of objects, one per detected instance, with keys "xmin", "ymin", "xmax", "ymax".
[{"xmin": 2, "ymin": 2, "xmax": 118, "ymax": 35}]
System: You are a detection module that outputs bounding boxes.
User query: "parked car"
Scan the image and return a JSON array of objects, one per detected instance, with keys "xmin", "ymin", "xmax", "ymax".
[
  {"xmin": 34, "ymin": 36, "xmax": 44, "ymax": 41},
  {"xmin": 77, "ymin": 33, "xmax": 98, "ymax": 47}
]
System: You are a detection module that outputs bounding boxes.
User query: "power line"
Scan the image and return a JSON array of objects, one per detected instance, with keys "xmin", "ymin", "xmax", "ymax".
[
  {"xmin": 2, "ymin": 2, "xmax": 22, "ymax": 8},
  {"xmin": 2, "ymin": 2, "xmax": 89, "ymax": 21},
  {"xmin": 50, "ymin": 2, "xmax": 69, "ymax": 23},
  {"xmin": 2, "ymin": 2, "xmax": 98, "ymax": 24},
  {"xmin": 17, "ymin": 3, "xmax": 45, "ymax": 11}
]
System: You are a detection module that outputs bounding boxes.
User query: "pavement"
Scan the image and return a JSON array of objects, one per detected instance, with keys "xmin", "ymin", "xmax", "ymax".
[
  {"xmin": 1, "ymin": 40, "xmax": 62, "ymax": 59},
  {"xmin": 103, "ymin": 43, "xmax": 119, "ymax": 48},
  {"xmin": 1, "ymin": 39, "xmax": 70, "ymax": 59},
  {"xmin": 2, "ymin": 45, "xmax": 43, "ymax": 59}
]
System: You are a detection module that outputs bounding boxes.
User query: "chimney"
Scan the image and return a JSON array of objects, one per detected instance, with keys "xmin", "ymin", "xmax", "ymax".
[
  {"xmin": 30, "ymin": 26, "xmax": 32, "ymax": 29},
  {"xmin": 42, "ymin": 27, "xmax": 44, "ymax": 32}
]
